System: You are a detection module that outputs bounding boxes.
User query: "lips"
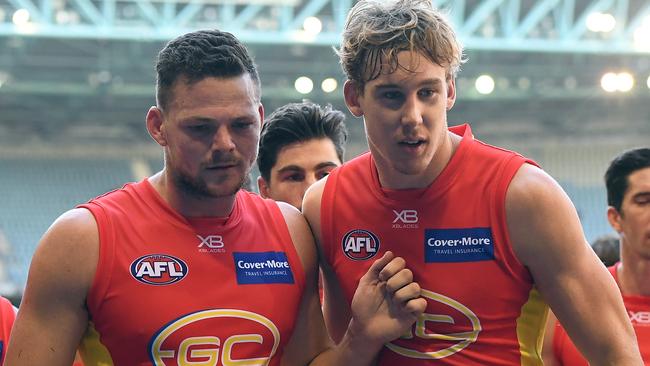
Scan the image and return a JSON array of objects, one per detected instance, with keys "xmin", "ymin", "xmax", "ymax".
[
  {"xmin": 399, "ymin": 140, "xmax": 425, "ymax": 146},
  {"xmin": 205, "ymin": 161, "xmax": 239, "ymax": 169},
  {"xmin": 398, "ymin": 137, "xmax": 427, "ymax": 148}
]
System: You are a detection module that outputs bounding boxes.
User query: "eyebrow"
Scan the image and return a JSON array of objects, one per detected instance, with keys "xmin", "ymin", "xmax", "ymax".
[
  {"xmin": 276, "ymin": 161, "xmax": 339, "ymax": 174},
  {"xmin": 179, "ymin": 113, "xmax": 258, "ymax": 124},
  {"xmin": 276, "ymin": 165, "xmax": 305, "ymax": 174},
  {"xmin": 374, "ymin": 78, "xmax": 443, "ymax": 90},
  {"xmin": 314, "ymin": 161, "xmax": 340, "ymax": 170},
  {"xmin": 179, "ymin": 116, "xmax": 215, "ymax": 123}
]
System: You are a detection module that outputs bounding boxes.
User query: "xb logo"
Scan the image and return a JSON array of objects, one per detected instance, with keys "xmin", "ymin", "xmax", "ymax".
[
  {"xmin": 629, "ymin": 311, "xmax": 650, "ymax": 324},
  {"xmin": 393, "ymin": 210, "xmax": 419, "ymax": 224},
  {"xmin": 198, "ymin": 235, "xmax": 224, "ymax": 249}
]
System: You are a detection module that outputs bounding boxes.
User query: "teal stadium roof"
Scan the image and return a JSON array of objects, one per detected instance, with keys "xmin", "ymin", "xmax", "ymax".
[{"xmin": 0, "ymin": 0, "xmax": 649, "ymax": 54}]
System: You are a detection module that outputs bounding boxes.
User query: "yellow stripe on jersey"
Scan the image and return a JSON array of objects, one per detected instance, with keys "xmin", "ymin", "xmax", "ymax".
[
  {"xmin": 516, "ymin": 287, "xmax": 548, "ymax": 366},
  {"xmin": 79, "ymin": 321, "xmax": 114, "ymax": 366}
]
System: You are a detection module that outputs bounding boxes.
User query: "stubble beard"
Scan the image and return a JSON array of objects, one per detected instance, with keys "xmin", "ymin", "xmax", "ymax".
[{"xmin": 172, "ymin": 166, "xmax": 248, "ymax": 200}]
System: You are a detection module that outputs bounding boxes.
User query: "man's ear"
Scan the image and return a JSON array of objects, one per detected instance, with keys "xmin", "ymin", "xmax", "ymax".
[
  {"xmin": 607, "ymin": 206, "xmax": 623, "ymax": 233},
  {"xmin": 343, "ymin": 80, "xmax": 364, "ymax": 117},
  {"xmin": 257, "ymin": 176, "xmax": 270, "ymax": 198},
  {"xmin": 446, "ymin": 77, "xmax": 457, "ymax": 111},
  {"xmin": 146, "ymin": 106, "xmax": 167, "ymax": 147},
  {"xmin": 258, "ymin": 103, "xmax": 265, "ymax": 127}
]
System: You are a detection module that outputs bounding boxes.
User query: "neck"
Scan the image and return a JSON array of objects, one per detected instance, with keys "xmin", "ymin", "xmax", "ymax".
[
  {"xmin": 148, "ymin": 171, "xmax": 237, "ymax": 218},
  {"xmin": 618, "ymin": 246, "xmax": 650, "ymax": 296},
  {"xmin": 376, "ymin": 131, "xmax": 461, "ymax": 190}
]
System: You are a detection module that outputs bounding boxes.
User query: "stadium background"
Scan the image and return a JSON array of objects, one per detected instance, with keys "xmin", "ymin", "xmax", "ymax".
[{"xmin": 0, "ymin": 0, "xmax": 649, "ymax": 304}]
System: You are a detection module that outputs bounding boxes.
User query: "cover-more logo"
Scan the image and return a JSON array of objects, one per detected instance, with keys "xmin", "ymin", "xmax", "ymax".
[
  {"xmin": 342, "ymin": 229, "xmax": 380, "ymax": 260},
  {"xmin": 198, "ymin": 235, "xmax": 226, "ymax": 253},
  {"xmin": 393, "ymin": 209, "xmax": 419, "ymax": 229}
]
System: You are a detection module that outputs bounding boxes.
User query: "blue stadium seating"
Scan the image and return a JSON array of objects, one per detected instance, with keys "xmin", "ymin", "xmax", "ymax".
[{"xmin": 0, "ymin": 158, "xmax": 134, "ymax": 292}]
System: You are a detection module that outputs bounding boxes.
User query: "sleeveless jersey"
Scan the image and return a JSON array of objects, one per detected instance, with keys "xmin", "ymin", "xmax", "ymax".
[
  {"xmin": 78, "ymin": 179, "xmax": 305, "ymax": 365},
  {"xmin": 553, "ymin": 263, "xmax": 650, "ymax": 365},
  {"xmin": 321, "ymin": 124, "xmax": 546, "ymax": 365},
  {"xmin": 0, "ymin": 296, "xmax": 17, "ymax": 364}
]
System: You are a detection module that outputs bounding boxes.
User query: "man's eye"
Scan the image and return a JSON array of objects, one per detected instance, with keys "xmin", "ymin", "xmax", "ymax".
[
  {"xmin": 383, "ymin": 91, "xmax": 402, "ymax": 99},
  {"xmin": 284, "ymin": 174, "xmax": 304, "ymax": 182},
  {"xmin": 635, "ymin": 197, "xmax": 650, "ymax": 205},
  {"xmin": 189, "ymin": 125, "xmax": 209, "ymax": 132},
  {"xmin": 419, "ymin": 89, "xmax": 435, "ymax": 97},
  {"xmin": 234, "ymin": 122, "xmax": 254, "ymax": 129},
  {"xmin": 316, "ymin": 170, "xmax": 334, "ymax": 180}
]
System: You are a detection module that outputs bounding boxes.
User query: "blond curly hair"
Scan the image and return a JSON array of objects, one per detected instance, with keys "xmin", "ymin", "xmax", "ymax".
[{"xmin": 337, "ymin": 0, "xmax": 465, "ymax": 91}]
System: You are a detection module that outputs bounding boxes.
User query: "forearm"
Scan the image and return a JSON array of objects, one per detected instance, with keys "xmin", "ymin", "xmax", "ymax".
[
  {"xmin": 584, "ymin": 337, "xmax": 643, "ymax": 366},
  {"xmin": 589, "ymin": 353, "xmax": 643, "ymax": 366},
  {"xmin": 309, "ymin": 324, "xmax": 383, "ymax": 366},
  {"xmin": 6, "ymin": 314, "xmax": 82, "ymax": 365}
]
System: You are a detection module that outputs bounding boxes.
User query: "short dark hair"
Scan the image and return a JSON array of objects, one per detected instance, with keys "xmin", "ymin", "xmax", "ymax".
[
  {"xmin": 591, "ymin": 234, "xmax": 620, "ymax": 267},
  {"xmin": 155, "ymin": 29, "xmax": 260, "ymax": 110},
  {"xmin": 605, "ymin": 148, "xmax": 650, "ymax": 212},
  {"xmin": 257, "ymin": 102, "xmax": 348, "ymax": 182}
]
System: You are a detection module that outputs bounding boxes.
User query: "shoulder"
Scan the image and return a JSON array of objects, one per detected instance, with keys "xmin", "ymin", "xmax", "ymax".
[
  {"xmin": 30, "ymin": 208, "xmax": 99, "ymax": 292},
  {"xmin": 303, "ymin": 176, "xmax": 327, "ymax": 215},
  {"xmin": 506, "ymin": 163, "xmax": 585, "ymax": 265},
  {"xmin": 302, "ymin": 176, "xmax": 328, "ymax": 240},
  {"xmin": 276, "ymin": 202, "xmax": 317, "ymax": 275},
  {"xmin": 43, "ymin": 208, "xmax": 99, "ymax": 248},
  {"xmin": 507, "ymin": 163, "xmax": 564, "ymax": 212}
]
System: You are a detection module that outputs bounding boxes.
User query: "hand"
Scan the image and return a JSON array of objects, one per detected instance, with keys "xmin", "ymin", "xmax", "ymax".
[{"xmin": 348, "ymin": 251, "xmax": 427, "ymax": 347}]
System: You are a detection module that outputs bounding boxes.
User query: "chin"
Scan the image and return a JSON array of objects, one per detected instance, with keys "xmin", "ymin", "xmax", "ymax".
[
  {"xmin": 394, "ymin": 163, "xmax": 429, "ymax": 176},
  {"xmin": 176, "ymin": 172, "xmax": 243, "ymax": 199},
  {"xmin": 205, "ymin": 181, "xmax": 244, "ymax": 198}
]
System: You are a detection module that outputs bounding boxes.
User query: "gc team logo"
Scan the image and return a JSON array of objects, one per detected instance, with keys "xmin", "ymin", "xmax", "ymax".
[
  {"xmin": 149, "ymin": 309, "xmax": 280, "ymax": 365},
  {"xmin": 130, "ymin": 254, "xmax": 188, "ymax": 286},
  {"xmin": 386, "ymin": 289, "xmax": 481, "ymax": 359},
  {"xmin": 341, "ymin": 229, "xmax": 380, "ymax": 260}
]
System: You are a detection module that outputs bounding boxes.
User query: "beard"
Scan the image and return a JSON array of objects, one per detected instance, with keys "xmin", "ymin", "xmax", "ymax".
[{"xmin": 171, "ymin": 163, "xmax": 249, "ymax": 200}]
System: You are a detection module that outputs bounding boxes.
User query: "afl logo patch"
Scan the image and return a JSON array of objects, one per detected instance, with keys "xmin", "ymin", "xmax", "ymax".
[
  {"xmin": 130, "ymin": 254, "xmax": 188, "ymax": 285},
  {"xmin": 342, "ymin": 229, "xmax": 380, "ymax": 260}
]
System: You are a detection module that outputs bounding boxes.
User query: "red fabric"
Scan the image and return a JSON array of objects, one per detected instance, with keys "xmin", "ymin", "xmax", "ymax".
[
  {"xmin": 0, "ymin": 296, "xmax": 17, "ymax": 364},
  {"xmin": 321, "ymin": 124, "xmax": 544, "ymax": 365},
  {"xmin": 79, "ymin": 180, "xmax": 305, "ymax": 365},
  {"xmin": 553, "ymin": 263, "xmax": 650, "ymax": 365}
]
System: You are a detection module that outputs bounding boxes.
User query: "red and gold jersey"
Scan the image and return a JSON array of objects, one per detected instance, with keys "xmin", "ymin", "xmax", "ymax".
[
  {"xmin": 0, "ymin": 296, "xmax": 17, "ymax": 364},
  {"xmin": 321, "ymin": 124, "xmax": 546, "ymax": 365},
  {"xmin": 553, "ymin": 264, "xmax": 650, "ymax": 365},
  {"xmin": 78, "ymin": 180, "xmax": 305, "ymax": 365}
]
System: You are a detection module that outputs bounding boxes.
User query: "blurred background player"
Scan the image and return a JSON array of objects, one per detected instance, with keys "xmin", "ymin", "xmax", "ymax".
[
  {"xmin": 592, "ymin": 233, "xmax": 621, "ymax": 267},
  {"xmin": 257, "ymin": 102, "xmax": 348, "ymax": 210},
  {"xmin": 303, "ymin": 0, "xmax": 642, "ymax": 364},
  {"xmin": 544, "ymin": 147, "xmax": 650, "ymax": 365},
  {"xmin": 257, "ymin": 101, "xmax": 348, "ymax": 301}
]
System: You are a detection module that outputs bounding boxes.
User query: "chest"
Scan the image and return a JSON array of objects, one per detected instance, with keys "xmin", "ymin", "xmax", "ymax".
[{"xmin": 87, "ymin": 219, "xmax": 302, "ymax": 365}]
